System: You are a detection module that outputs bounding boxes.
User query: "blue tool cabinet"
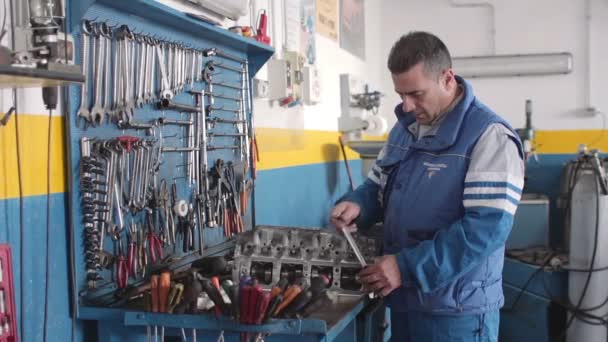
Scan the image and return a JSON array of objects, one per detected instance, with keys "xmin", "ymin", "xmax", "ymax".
[{"xmin": 64, "ymin": 1, "xmax": 381, "ymax": 341}]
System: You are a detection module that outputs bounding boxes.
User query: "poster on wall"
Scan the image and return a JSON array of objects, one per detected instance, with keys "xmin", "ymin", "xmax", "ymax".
[
  {"xmin": 301, "ymin": 0, "xmax": 317, "ymax": 64},
  {"xmin": 339, "ymin": 0, "xmax": 365, "ymax": 60},
  {"xmin": 316, "ymin": 0, "xmax": 338, "ymax": 42}
]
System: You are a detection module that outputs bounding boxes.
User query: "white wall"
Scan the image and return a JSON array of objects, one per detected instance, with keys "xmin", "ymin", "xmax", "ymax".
[
  {"xmin": 159, "ymin": 0, "xmax": 382, "ymax": 132},
  {"xmin": 376, "ymin": 0, "xmax": 608, "ymax": 131},
  {"xmin": 7, "ymin": 0, "xmax": 608, "ymax": 133},
  {"xmin": 249, "ymin": 0, "xmax": 383, "ymax": 132}
]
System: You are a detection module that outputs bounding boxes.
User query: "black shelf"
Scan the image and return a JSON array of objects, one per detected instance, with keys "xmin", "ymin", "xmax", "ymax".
[{"xmin": 0, "ymin": 64, "xmax": 84, "ymax": 89}]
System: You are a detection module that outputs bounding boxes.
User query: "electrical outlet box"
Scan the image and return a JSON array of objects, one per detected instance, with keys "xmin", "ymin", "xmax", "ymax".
[
  {"xmin": 302, "ymin": 66, "xmax": 320, "ymax": 105},
  {"xmin": 267, "ymin": 58, "xmax": 289, "ymax": 100},
  {"xmin": 283, "ymin": 51, "xmax": 305, "ymax": 101}
]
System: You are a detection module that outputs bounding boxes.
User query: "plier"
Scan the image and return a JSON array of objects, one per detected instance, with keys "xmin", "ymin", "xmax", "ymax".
[
  {"xmin": 147, "ymin": 212, "xmax": 163, "ymax": 264},
  {"xmin": 116, "ymin": 239, "xmax": 129, "ymax": 289},
  {"xmin": 127, "ymin": 223, "xmax": 137, "ymax": 278}
]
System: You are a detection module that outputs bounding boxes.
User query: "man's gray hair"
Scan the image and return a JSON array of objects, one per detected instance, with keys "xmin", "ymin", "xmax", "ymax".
[{"xmin": 387, "ymin": 31, "xmax": 452, "ymax": 76}]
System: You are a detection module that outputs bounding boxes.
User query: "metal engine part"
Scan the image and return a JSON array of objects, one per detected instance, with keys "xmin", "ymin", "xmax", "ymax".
[{"xmin": 233, "ymin": 225, "xmax": 377, "ymax": 292}]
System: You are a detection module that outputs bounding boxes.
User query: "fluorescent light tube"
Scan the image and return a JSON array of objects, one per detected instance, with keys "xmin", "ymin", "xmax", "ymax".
[{"xmin": 453, "ymin": 52, "xmax": 573, "ymax": 78}]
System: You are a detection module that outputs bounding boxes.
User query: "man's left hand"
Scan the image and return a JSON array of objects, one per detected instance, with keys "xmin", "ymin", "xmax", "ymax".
[{"xmin": 359, "ymin": 255, "xmax": 402, "ymax": 297}]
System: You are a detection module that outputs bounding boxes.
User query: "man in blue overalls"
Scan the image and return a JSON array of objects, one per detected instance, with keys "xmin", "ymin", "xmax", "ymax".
[{"xmin": 331, "ymin": 32, "xmax": 525, "ymax": 341}]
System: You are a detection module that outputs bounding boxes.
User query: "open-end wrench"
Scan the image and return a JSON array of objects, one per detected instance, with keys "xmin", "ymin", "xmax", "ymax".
[
  {"xmin": 89, "ymin": 23, "xmax": 106, "ymax": 126},
  {"xmin": 76, "ymin": 20, "xmax": 92, "ymax": 128},
  {"xmin": 342, "ymin": 229, "xmax": 367, "ymax": 267},
  {"xmin": 135, "ymin": 35, "xmax": 146, "ymax": 108},
  {"xmin": 142, "ymin": 36, "xmax": 151, "ymax": 104},
  {"xmin": 112, "ymin": 26, "xmax": 122, "ymax": 123},
  {"xmin": 146, "ymin": 37, "xmax": 156, "ymax": 103},
  {"xmin": 172, "ymin": 44, "xmax": 179, "ymax": 92},
  {"xmin": 156, "ymin": 43, "xmax": 174, "ymax": 100},
  {"xmin": 166, "ymin": 42, "xmax": 173, "ymax": 94},
  {"xmin": 116, "ymin": 26, "xmax": 133, "ymax": 122},
  {"xmin": 124, "ymin": 27, "xmax": 136, "ymax": 121},
  {"xmin": 101, "ymin": 23, "xmax": 113, "ymax": 121}
]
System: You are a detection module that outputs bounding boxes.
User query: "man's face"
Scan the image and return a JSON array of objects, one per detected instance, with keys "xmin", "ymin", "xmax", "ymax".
[{"xmin": 392, "ymin": 62, "xmax": 456, "ymax": 125}]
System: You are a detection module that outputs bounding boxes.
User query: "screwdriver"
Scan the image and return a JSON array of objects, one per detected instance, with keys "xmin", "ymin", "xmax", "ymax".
[
  {"xmin": 273, "ymin": 284, "xmax": 303, "ymax": 316},
  {"xmin": 150, "ymin": 275, "xmax": 160, "ymax": 312},
  {"xmin": 248, "ymin": 285, "xmax": 263, "ymax": 324},
  {"xmin": 150, "ymin": 275, "xmax": 159, "ymax": 341},
  {"xmin": 255, "ymin": 292, "xmax": 271, "ymax": 324},
  {"xmin": 260, "ymin": 278, "xmax": 288, "ymax": 322},
  {"xmin": 270, "ymin": 278, "xmax": 288, "ymax": 298},
  {"xmin": 159, "ymin": 272, "xmax": 171, "ymax": 313},
  {"xmin": 282, "ymin": 289, "xmax": 313, "ymax": 318},
  {"xmin": 282, "ymin": 276, "xmax": 328, "ymax": 318}
]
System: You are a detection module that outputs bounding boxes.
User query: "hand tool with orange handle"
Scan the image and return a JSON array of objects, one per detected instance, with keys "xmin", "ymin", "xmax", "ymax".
[
  {"xmin": 273, "ymin": 284, "xmax": 303, "ymax": 316},
  {"xmin": 150, "ymin": 275, "xmax": 160, "ymax": 312},
  {"xmin": 158, "ymin": 271, "xmax": 171, "ymax": 313},
  {"xmin": 149, "ymin": 274, "xmax": 160, "ymax": 341},
  {"xmin": 270, "ymin": 278, "xmax": 288, "ymax": 299},
  {"xmin": 282, "ymin": 289, "xmax": 313, "ymax": 318}
]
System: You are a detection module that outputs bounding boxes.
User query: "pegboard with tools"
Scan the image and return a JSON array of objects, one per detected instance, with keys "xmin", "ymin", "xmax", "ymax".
[{"xmin": 65, "ymin": 0, "xmax": 272, "ymax": 314}]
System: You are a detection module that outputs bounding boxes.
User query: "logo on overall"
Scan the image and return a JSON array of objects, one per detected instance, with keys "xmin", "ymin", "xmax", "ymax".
[{"xmin": 423, "ymin": 162, "xmax": 447, "ymax": 179}]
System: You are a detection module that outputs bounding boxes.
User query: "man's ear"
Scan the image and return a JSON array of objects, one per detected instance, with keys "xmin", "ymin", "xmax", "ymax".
[{"xmin": 442, "ymin": 69, "xmax": 455, "ymax": 89}]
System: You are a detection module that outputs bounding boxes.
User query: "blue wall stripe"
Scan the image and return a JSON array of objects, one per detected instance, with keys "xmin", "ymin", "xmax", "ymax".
[
  {"xmin": 0, "ymin": 193, "xmax": 84, "ymax": 341},
  {"xmin": 255, "ymin": 160, "xmax": 365, "ymax": 228}
]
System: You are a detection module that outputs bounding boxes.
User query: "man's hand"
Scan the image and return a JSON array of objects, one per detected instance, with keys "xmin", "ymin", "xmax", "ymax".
[
  {"xmin": 330, "ymin": 201, "xmax": 361, "ymax": 232},
  {"xmin": 359, "ymin": 255, "xmax": 402, "ymax": 297}
]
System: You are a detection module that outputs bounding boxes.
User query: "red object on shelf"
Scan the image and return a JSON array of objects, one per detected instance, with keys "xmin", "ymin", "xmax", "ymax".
[
  {"xmin": 255, "ymin": 10, "xmax": 271, "ymax": 45},
  {"xmin": 0, "ymin": 245, "xmax": 18, "ymax": 342}
]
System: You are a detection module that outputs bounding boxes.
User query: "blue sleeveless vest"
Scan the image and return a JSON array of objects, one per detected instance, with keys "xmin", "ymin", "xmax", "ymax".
[{"xmin": 378, "ymin": 77, "xmax": 522, "ymax": 314}]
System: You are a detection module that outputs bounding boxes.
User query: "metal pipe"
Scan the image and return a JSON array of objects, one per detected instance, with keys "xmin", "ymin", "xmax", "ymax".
[
  {"xmin": 203, "ymin": 47, "xmax": 246, "ymax": 64},
  {"xmin": 207, "ymin": 145, "xmax": 239, "ymax": 151},
  {"xmin": 208, "ymin": 61, "xmax": 245, "ymax": 74},
  {"xmin": 162, "ymin": 147, "xmax": 200, "ymax": 152},
  {"xmin": 209, "ymin": 117, "xmax": 246, "ymax": 125},
  {"xmin": 117, "ymin": 120, "xmax": 155, "ymax": 130},
  {"xmin": 187, "ymin": 114, "xmax": 194, "ymax": 184},
  {"xmin": 199, "ymin": 90, "xmax": 216, "ymax": 228},
  {"xmin": 157, "ymin": 99, "xmax": 201, "ymax": 113},
  {"xmin": 189, "ymin": 90, "xmax": 241, "ymax": 102},
  {"xmin": 214, "ymin": 81, "xmax": 243, "ymax": 91},
  {"xmin": 207, "ymin": 105, "xmax": 240, "ymax": 114},
  {"xmin": 156, "ymin": 117, "xmax": 193, "ymax": 126},
  {"xmin": 208, "ymin": 132, "xmax": 246, "ymax": 138}
]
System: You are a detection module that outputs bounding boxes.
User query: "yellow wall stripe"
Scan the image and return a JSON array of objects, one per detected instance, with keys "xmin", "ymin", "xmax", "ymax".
[
  {"xmin": 535, "ymin": 129, "xmax": 608, "ymax": 154},
  {"xmin": 256, "ymin": 128, "xmax": 361, "ymax": 171},
  {"xmin": 0, "ymin": 114, "xmax": 66, "ymax": 200},
  {"xmin": 1, "ymin": 116, "xmax": 606, "ymax": 200}
]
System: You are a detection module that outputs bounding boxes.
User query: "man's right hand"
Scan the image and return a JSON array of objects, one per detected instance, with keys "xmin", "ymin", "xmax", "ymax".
[{"xmin": 330, "ymin": 201, "xmax": 361, "ymax": 232}]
